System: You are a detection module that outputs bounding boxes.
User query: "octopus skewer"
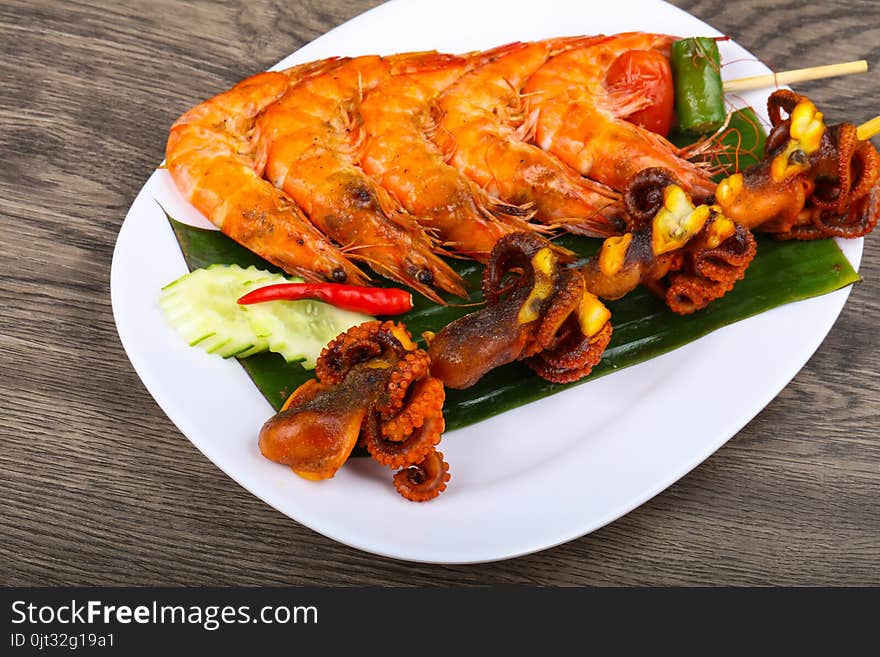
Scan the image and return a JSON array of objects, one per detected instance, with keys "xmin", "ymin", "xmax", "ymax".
[
  {"xmin": 714, "ymin": 90, "xmax": 879, "ymax": 240},
  {"xmin": 582, "ymin": 167, "xmax": 756, "ymax": 314},
  {"xmin": 580, "ymin": 90, "xmax": 880, "ymax": 312},
  {"xmin": 167, "ymin": 37, "xmax": 880, "ymax": 306},
  {"xmin": 259, "ymin": 321, "xmax": 450, "ymax": 501},
  {"xmin": 428, "ymin": 232, "xmax": 613, "ymax": 388}
]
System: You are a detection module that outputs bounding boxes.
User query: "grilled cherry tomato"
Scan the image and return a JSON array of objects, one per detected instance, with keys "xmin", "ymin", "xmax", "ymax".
[{"xmin": 606, "ymin": 49, "xmax": 675, "ymax": 137}]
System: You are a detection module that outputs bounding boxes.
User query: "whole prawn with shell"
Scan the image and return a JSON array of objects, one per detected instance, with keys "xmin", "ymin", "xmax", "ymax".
[
  {"xmin": 255, "ymin": 52, "xmax": 469, "ymax": 303},
  {"xmin": 523, "ymin": 32, "xmax": 716, "ymax": 200},
  {"xmin": 166, "ymin": 59, "xmax": 367, "ymax": 285}
]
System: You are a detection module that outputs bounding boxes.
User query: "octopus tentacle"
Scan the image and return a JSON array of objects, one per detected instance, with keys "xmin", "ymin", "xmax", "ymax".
[
  {"xmin": 719, "ymin": 90, "xmax": 880, "ymax": 241},
  {"xmin": 481, "ymin": 231, "xmax": 552, "ymax": 304},
  {"xmin": 526, "ymin": 321, "xmax": 613, "ymax": 384},
  {"xmin": 430, "ymin": 232, "xmax": 612, "ymax": 388},
  {"xmin": 666, "ymin": 222, "xmax": 757, "ymax": 315},
  {"xmin": 527, "ymin": 269, "xmax": 584, "ymax": 356},
  {"xmin": 799, "ymin": 138, "xmax": 880, "ymax": 239},
  {"xmin": 692, "ymin": 224, "xmax": 757, "ymax": 282},
  {"xmin": 809, "ymin": 124, "xmax": 856, "ymax": 215},
  {"xmin": 767, "ymin": 89, "xmax": 801, "ymax": 127},
  {"xmin": 375, "ymin": 350, "xmax": 431, "ymax": 420},
  {"xmin": 852, "ymin": 139, "xmax": 880, "ymax": 200},
  {"xmin": 623, "ymin": 167, "xmax": 680, "ymax": 232},
  {"xmin": 807, "ymin": 185, "xmax": 880, "ymax": 239},
  {"xmin": 363, "ymin": 412, "xmax": 444, "ymax": 469},
  {"xmin": 665, "ymin": 274, "xmax": 728, "ymax": 315},
  {"xmin": 380, "ymin": 376, "xmax": 445, "ymax": 443},
  {"xmin": 263, "ymin": 320, "xmax": 450, "ymax": 501},
  {"xmin": 316, "ymin": 320, "xmax": 407, "ymax": 384},
  {"xmin": 764, "ymin": 120, "xmax": 791, "ymax": 154},
  {"xmin": 393, "ymin": 449, "xmax": 451, "ymax": 502}
]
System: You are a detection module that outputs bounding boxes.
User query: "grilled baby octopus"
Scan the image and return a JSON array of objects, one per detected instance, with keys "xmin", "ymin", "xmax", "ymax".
[
  {"xmin": 715, "ymin": 89, "xmax": 880, "ymax": 240},
  {"xmin": 259, "ymin": 320, "xmax": 449, "ymax": 501},
  {"xmin": 582, "ymin": 168, "xmax": 757, "ymax": 314},
  {"xmin": 428, "ymin": 232, "xmax": 613, "ymax": 388}
]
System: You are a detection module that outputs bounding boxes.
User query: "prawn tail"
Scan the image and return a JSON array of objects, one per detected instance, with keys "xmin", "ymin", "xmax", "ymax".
[{"xmin": 606, "ymin": 83, "xmax": 653, "ymax": 119}]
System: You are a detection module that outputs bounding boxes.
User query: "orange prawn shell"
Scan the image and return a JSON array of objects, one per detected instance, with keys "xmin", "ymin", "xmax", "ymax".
[
  {"xmin": 165, "ymin": 65, "xmax": 367, "ymax": 284},
  {"xmin": 435, "ymin": 38, "xmax": 624, "ymax": 236},
  {"xmin": 359, "ymin": 57, "xmax": 537, "ymax": 260},
  {"xmin": 255, "ymin": 53, "xmax": 468, "ymax": 301}
]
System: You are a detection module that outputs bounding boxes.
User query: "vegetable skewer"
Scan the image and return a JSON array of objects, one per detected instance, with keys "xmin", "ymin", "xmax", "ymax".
[{"xmin": 671, "ymin": 37, "xmax": 726, "ymax": 134}]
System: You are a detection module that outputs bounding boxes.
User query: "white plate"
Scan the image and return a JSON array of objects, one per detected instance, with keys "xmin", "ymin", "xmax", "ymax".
[{"xmin": 111, "ymin": 0, "xmax": 862, "ymax": 563}]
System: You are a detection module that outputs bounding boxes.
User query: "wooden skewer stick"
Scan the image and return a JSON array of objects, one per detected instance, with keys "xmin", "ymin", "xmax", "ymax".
[
  {"xmin": 723, "ymin": 60, "xmax": 868, "ymax": 93},
  {"xmin": 857, "ymin": 115, "xmax": 880, "ymax": 141}
]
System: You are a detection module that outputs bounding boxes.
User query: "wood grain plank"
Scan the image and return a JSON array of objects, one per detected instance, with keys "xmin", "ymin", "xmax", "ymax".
[{"xmin": 1, "ymin": 0, "xmax": 877, "ymax": 586}]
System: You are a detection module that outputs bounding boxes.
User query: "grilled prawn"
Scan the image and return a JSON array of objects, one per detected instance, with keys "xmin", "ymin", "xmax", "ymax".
[
  {"xmin": 165, "ymin": 60, "xmax": 367, "ymax": 284},
  {"xmin": 435, "ymin": 38, "xmax": 627, "ymax": 237},
  {"xmin": 359, "ymin": 48, "xmax": 539, "ymax": 261},
  {"xmin": 524, "ymin": 32, "xmax": 716, "ymax": 201},
  {"xmin": 256, "ymin": 53, "xmax": 468, "ymax": 303}
]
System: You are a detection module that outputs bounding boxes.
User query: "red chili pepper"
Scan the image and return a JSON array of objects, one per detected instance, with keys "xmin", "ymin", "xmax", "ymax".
[{"xmin": 237, "ymin": 283, "xmax": 414, "ymax": 316}]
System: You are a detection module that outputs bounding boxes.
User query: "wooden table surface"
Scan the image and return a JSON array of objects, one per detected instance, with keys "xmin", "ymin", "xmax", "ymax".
[{"xmin": 3, "ymin": 0, "xmax": 878, "ymax": 586}]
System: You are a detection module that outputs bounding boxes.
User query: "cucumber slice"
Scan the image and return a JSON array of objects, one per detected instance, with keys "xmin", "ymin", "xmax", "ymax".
[
  {"xmin": 160, "ymin": 264, "xmax": 283, "ymax": 360},
  {"xmin": 245, "ymin": 298, "xmax": 371, "ymax": 368},
  {"xmin": 159, "ymin": 264, "xmax": 372, "ymax": 368}
]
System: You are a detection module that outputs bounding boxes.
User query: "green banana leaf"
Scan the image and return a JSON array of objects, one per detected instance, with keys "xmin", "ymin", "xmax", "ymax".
[{"xmin": 166, "ymin": 215, "xmax": 860, "ymax": 431}]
